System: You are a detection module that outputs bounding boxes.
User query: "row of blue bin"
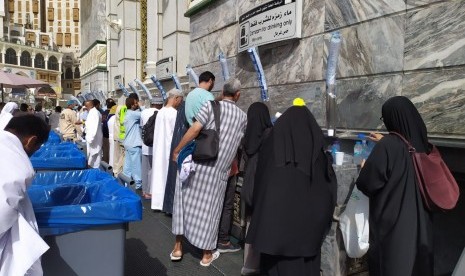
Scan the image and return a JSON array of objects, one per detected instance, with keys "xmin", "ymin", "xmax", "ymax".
[
  {"xmin": 28, "ymin": 131, "xmax": 142, "ymax": 276},
  {"xmin": 30, "ymin": 131, "xmax": 87, "ymax": 170}
]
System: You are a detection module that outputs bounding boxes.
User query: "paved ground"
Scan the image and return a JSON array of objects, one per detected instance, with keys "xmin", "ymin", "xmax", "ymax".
[{"xmin": 124, "ymin": 198, "xmax": 247, "ymax": 276}]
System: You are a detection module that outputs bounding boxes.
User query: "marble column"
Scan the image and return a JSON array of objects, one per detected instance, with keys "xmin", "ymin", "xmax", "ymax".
[
  {"xmin": 144, "ymin": 0, "xmax": 158, "ymax": 80},
  {"xmin": 16, "ymin": 53, "xmax": 21, "ymax": 65},
  {"xmin": 31, "ymin": 55, "xmax": 35, "ymax": 68}
]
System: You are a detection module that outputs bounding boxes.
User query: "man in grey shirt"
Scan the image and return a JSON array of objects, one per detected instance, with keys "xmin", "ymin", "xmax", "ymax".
[{"xmin": 49, "ymin": 106, "xmax": 62, "ymax": 131}]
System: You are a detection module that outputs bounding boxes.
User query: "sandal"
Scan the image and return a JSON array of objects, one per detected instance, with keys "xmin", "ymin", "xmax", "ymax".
[
  {"xmin": 170, "ymin": 251, "xmax": 182, "ymax": 261},
  {"xmin": 200, "ymin": 251, "xmax": 220, "ymax": 267}
]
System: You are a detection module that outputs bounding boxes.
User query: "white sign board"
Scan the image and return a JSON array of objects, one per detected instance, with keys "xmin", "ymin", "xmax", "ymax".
[
  {"xmin": 238, "ymin": 0, "xmax": 302, "ymax": 53},
  {"xmin": 156, "ymin": 57, "xmax": 174, "ymax": 80}
]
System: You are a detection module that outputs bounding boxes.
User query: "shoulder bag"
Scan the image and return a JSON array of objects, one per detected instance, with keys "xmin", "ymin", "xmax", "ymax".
[
  {"xmin": 192, "ymin": 100, "xmax": 220, "ymax": 161},
  {"xmin": 390, "ymin": 132, "xmax": 459, "ymax": 211}
]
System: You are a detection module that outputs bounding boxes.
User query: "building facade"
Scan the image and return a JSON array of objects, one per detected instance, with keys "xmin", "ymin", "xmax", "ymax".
[
  {"xmin": 79, "ymin": 0, "xmax": 107, "ymax": 96},
  {"xmin": 4, "ymin": 0, "xmax": 81, "ymax": 97},
  {"xmin": 0, "ymin": 37, "xmax": 63, "ymax": 103},
  {"xmin": 106, "ymin": 0, "xmax": 190, "ymax": 97}
]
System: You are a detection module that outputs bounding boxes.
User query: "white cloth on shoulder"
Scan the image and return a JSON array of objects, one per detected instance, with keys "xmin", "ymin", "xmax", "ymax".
[{"xmin": 179, "ymin": 155, "xmax": 195, "ymax": 183}]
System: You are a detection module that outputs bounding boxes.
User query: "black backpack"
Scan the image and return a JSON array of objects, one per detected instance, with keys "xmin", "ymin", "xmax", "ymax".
[{"xmin": 142, "ymin": 110, "xmax": 158, "ymax": 146}]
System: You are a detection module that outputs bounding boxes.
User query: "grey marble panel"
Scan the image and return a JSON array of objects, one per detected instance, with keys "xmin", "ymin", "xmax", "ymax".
[
  {"xmin": 237, "ymin": 0, "xmax": 272, "ymax": 16},
  {"xmin": 235, "ymin": 47, "xmax": 274, "ymax": 89},
  {"xmin": 235, "ymin": 35, "xmax": 324, "ymax": 89},
  {"xmin": 190, "ymin": 24, "xmax": 238, "ymax": 67},
  {"xmin": 302, "ymin": 0, "xmax": 325, "ymax": 37},
  {"xmin": 325, "ymin": 0, "xmax": 405, "ymax": 30},
  {"xmin": 268, "ymin": 82, "xmax": 327, "ymax": 126},
  {"xmin": 404, "ymin": 2, "xmax": 465, "ymax": 70},
  {"xmin": 402, "ymin": 68, "xmax": 465, "ymax": 135},
  {"xmin": 325, "ymin": 15, "xmax": 404, "ymax": 78},
  {"xmin": 190, "ymin": 0, "xmax": 237, "ymax": 41},
  {"xmin": 236, "ymin": 87, "xmax": 263, "ymax": 113},
  {"xmin": 335, "ymin": 74, "xmax": 402, "ymax": 130},
  {"xmin": 269, "ymin": 35, "xmax": 325, "ymax": 85},
  {"xmin": 407, "ymin": 0, "xmax": 444, "ymax": 9},
  {"xmin": 192, "ymin": 57, "xmax": 237, "ymax": 92}
]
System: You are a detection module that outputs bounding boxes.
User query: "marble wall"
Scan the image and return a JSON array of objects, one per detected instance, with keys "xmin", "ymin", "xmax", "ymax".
[{"xmin": 188, "ymin": 0, "xmax": 465, "ymax": 137}]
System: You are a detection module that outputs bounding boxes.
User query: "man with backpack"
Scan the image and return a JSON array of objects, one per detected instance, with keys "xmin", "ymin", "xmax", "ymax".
[
  {"xmin": 140, "ymin": 96, "xmax": 164, "ymax": 199},
  {"xmin": 151, "ymin": 89, "xmax": 184, "ymax": 211}
]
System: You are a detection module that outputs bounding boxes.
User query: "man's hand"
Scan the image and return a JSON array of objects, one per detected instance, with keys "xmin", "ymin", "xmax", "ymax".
[
  {"xmin": 172, "ymin": 151, "xmax": 179, "ymax": 163},
  {"xmin": 369, "ymin": 132, "xmax": 384, "ymax": 142}
]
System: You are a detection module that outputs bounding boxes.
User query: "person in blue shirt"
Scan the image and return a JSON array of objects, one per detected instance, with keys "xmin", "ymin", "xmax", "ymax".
[
  {"xmin": 123, "ymin": 97, "xmax": 143, "ymax": 189},
  {"xmin": 185, "ymin": 71, "xmax": 215, "ymax": 126}
]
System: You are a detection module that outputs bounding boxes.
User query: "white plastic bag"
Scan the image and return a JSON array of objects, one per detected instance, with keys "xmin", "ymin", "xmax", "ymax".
[{"xmin": 339, "ymin": 185, "xmax": 370, "ymax": 258}]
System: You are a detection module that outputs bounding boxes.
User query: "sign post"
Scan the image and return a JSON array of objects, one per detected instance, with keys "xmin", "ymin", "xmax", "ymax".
[{"xmin": 238, "ymin": 0, "xmax": 302, "ymax": 53}]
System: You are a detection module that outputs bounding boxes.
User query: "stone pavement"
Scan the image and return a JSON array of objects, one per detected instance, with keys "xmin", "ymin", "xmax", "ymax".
[{"xmin": 124, "ymin": 198, "xmax": 250, "ymax": 276}]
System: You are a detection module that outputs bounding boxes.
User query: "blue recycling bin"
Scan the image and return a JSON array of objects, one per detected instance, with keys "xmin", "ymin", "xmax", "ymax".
[
  {"xmin": 28, "ymin": 169, "xmax": 142, "ymax": 276},
  {"xmin": 46, "ymin": 130, "xmax": 62, "ymax": 145},
  {"xmin": 30, "ymin": 143, "xmax": 86, "ymax": 170}
]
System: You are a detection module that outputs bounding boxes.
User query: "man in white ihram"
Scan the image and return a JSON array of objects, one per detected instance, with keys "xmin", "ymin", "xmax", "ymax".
[
  {"xmin": 0, "ymin": 115, "xmax": 51, "ymax": 275},
  {"xmin": 85, "ymin": 100, "xmax": 103, "ymax": 168}
]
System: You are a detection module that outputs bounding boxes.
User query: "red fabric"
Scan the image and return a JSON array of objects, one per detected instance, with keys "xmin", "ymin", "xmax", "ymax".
[{"xmin": 229, "ymin": 158, "xmax": 239, "ymax": 176}]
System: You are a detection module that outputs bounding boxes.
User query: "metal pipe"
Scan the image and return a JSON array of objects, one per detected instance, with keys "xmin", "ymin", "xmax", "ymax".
[
  {"xmin": 150, "ymin": 75, "xmax": 167, "ymax": 101},
  {"xmin": 118, "ymin": 82, "xmax": 130, "ymax": 97},
  {"xmin": 117, "ymin": 172, "xmax": 134, "ymax": 186},
  {"xmin": 171, "ymin": 73, "xmax": 182, "ymax": 90},
  {"xmin": 186, "ymin": 65, "xmax": 199, "ymax": 87},
  {"xmin": 134, "ymin": 78, "xmax": 153, "ymax": 100},
  {"xmin": 128, "ymin": 82, "xmax": 142, "ymax": 99},
  {"xmin": 99, "ymin": 161, "xmax": 113, "ymax": 174}
]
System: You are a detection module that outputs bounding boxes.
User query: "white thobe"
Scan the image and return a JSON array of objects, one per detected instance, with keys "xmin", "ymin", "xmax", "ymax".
[
  {"xmin": 85, "ymin": 107, "xmax": 103, "ymax": 168},
  {"xmin": 0, "ymin": 130, "xmax": 49, "ymax": 276},
  {"xmin": 107, "ymin": 115, "xmax": 116, "ymax": 167},
  {"xmin": 151, "ymin": 107, "xmax": 177, "ymax": 210},
  {"xmin": 0, "ymin": 102, "xmax": 18, "ymax": 130}
]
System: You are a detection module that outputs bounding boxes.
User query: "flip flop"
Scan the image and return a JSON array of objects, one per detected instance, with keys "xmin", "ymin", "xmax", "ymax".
[
  {"xmin": 170, "ymin": 251, "xmax": 182, "ymax": 261},
  {"xmin": 200, "ymin": 251, "xmax": 220, "ymax": 267}
]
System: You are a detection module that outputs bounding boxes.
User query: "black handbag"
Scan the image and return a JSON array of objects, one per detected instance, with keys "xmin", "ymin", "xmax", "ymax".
[{"xmin": 193, "ymin": 100, "xmax": 221, "ymax": 161}]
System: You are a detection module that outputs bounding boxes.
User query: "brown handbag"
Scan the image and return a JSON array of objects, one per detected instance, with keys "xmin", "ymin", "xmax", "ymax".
[{"xmin": 390, "ymin": 132, "xmax": 460, "ymax": 211}]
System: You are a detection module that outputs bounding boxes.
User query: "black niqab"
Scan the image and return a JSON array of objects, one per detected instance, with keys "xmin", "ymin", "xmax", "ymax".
[
  {"xmin": 382, "ymin": 96, "xmax": 429, "ymax": 153},
  {"xmin": 273, "ymin": 106, "xmax": 325, "ymax": 178},
  {"xmin": 244, "ymin": 102, "xmax": 272, "ymax": 156}
]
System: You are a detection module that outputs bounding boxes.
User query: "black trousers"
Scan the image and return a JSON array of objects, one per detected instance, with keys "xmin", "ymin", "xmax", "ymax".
[{"xmin": 218, "ymin": 175, "xmax": 237, "ymax": 243}]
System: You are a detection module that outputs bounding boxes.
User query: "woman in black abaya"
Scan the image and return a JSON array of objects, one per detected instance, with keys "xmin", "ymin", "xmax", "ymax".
[
  {"xmin": 241, "ymin": 102, "xmax": 273, "ymax": 275},
  {"xmin": 356, "ymin": 96, "xmax": 433, "ymax": 276},
  {"xmin": 246, "ymin": 105, "xmax": 337, "ymax": 276}
]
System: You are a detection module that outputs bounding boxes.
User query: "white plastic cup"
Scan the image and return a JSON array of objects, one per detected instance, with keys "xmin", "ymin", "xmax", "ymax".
[
  {"xmin": 335, "ymin": 151, "xmax": 344, "ymax": 166},
  {"xmin": 328, "ymin": 129, "xmax": 335, "ymax": 136}
]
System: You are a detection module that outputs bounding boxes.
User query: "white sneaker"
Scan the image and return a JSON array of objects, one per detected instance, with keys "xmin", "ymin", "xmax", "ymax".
[{"xmin": 200, "ymin": 250, "xmax": 220, "ymax": 267}]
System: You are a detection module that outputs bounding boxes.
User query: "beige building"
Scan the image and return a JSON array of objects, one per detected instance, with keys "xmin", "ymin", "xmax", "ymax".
[{"xmin": 5, "ymin": 0, "xmax": 82, "ymax": 96}]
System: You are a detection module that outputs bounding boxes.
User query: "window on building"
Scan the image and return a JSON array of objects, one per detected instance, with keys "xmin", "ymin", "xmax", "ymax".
[
  {"xmin": 74, "ymin": 66, "xmax": 80, "ymax": 78},
  {"xmin": 58, "ymin": 9, "xmax": 61, "ymax": 20},
  {"xmin": 26, "ymin": 1, "xmax": 30, "ymax": 12},
  {"xmin": 48, "ymin": 56, "xmax": 59, "ymax": 71},
  {"xmin": 35, "ymin": 53, "xmax": 45, "ymax": 69},
  {"xmin": 74, "ymin": 34, "xmax": 79, "ymax": 45},
  {"xmin": 20, "ymin": 51, "xmax": 32, "ymax": 67},
  {"xmin": 73, "ymin": 8, "xmax": 79, "ymax": 22},
  {"xmin": 33, "ymin": 0, "xmax": 39, "ymax": 13},
  {"xmin": 56, "ymin": 33, "xmax": 63, "ymax": 46},
  {"xmin": 65, "ymin": 33, "xmax": 71, "ymax": 47},
  {"xmin": 8, "ymin": 0, "xmax": 14, "ymax": 13},
  {"xmin": 18, "ymin": 1, "xmax": 21, "ymax": 9},
  {"xmin": 66, "ymin": 9, "xmax": 70, "ymax": 20},
  {"xmin": 26, "ymin": 32, "xmax": 36, "ymax": 44},
  {"xmin": 65, "ymin": 67, "xmax": 73, "ymax": 79},
  {"xmin": 5, "ymin": 48, "xmax": 17, "ymax": 65},
  {"xmin": 40, "ymin": 35, "xmax": 49, "ymax": 46},
  {"xmin": 48, "ymin": 8, "xmax": 54, "ymax": 21}
]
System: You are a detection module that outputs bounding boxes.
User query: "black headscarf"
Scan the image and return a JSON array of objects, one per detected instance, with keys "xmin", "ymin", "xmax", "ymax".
[
  {"xmin": 382, "ymin": 96, "xmax": 429, "ymax": 153},
  {"xmin": 273, "ymin": 106, "xmax": 325, "ymax": 178},
  {"xmin": 244, "ymin": 102, "xmax": 273, "ymax": 156}
]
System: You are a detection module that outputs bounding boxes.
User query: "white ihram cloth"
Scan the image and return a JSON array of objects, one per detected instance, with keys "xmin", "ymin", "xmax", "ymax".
[
  {"xmin": 85, "ymin": 107, "xmax": 103, "ymax": 168},
  {"xmin": 0, "ymin": 102, "xmax": 18, "ymax": 130},
  {"xmin": 0, "ymin": 131, "xmax": 49, "ymax": 276},
  {"xmin": 150, "ymin": 106, "xmax": 177, "ymax": 210}
]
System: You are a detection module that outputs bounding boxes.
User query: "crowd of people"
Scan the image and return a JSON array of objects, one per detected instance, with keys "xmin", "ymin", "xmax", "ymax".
[{"xmin": 0, "ymin": 67, "xmax": 438, "ymax": 275}]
